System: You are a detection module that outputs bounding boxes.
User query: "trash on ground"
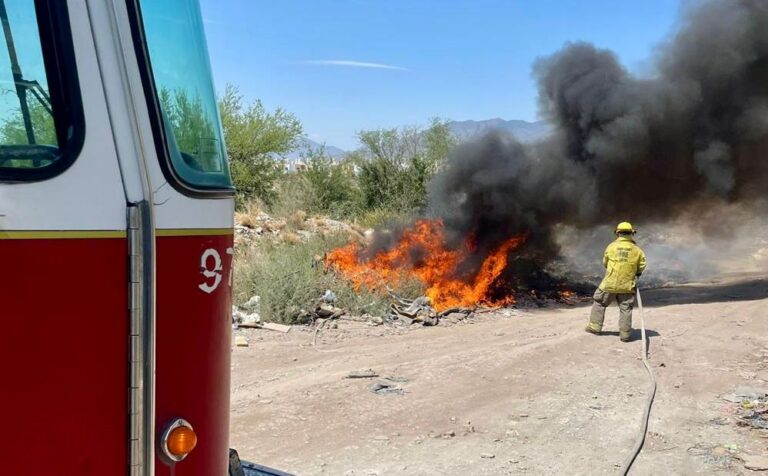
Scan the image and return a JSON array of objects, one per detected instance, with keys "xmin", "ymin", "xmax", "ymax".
[
  {"xmin": 321, "ymin": 289, "xmax": 337, "ymax": 303},
  {"xmin": 346, "ymin": 369, "xmax": 379, "ymax": 379},
  {"xmin": 314, "ymin": 303, "xmax": 345, "ymax": 319},
  {"xmin": 687, "ymin": 443, "xmax": 737, "ymax": 468},
  {"xmin": 370, "ymin": 380, "xmax": 405, "ymax": 395},
  {"xmin": 386, "ymin": 288, "xmax": 474, "ymax": 327},
  {"xmin": 382, "ymin": 376, "xmax": 409, "ymax": 383},
  {"xmin": 235, "ymin": 335, "xmax": 249, "ymax": 347},
  {"xmin": 724, "ymin": 386, "xmax": 768, "ymax": 431},
  {"xmin": 262, "ymin": 322, "xmax": 291, "ymax": 333},
  {"xmin": 232, "ymin": 297, "xmax": 261, "ymax": 328}
]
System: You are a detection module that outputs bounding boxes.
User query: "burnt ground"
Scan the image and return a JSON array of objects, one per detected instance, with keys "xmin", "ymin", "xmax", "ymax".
[{"xmin": 230, "ymin": 272, "xmax": 768, "ymax": 475}]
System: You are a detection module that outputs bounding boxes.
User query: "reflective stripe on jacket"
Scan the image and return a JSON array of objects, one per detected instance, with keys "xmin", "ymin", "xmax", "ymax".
[{"xmin": 598, "ymin": 236, "xmax": 647, "ymax": 294}]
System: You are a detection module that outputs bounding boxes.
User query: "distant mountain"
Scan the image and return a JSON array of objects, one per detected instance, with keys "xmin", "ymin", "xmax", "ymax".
[
  {"xmin": 448, "ymin": 118, "xmax": 552, "ymax": 143},
  {"xmin": 283, "ymin": 137, "xmax": 347, "ymax": 161}
]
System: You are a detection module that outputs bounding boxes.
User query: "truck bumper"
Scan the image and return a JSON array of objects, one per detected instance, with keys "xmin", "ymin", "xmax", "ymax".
[{"xmin": 229, "ymin": 449, "xmax": 295, "ymax": 476}]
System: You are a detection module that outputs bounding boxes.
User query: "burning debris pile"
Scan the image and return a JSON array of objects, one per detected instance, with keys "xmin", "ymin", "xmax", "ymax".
[
  {"xmin": 327, "ymin": 219, "xmax": 528, "ymax": 310},
  {"xmin": 327, "ymin": 0, "xmax": 768, "ymax": 305}
]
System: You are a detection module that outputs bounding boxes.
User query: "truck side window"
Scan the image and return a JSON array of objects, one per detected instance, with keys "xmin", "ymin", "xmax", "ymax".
[
  {"xmin": 0, "ymin": 1, "xmax": 80, "ymax": 180},
  {"xmin": 136, "ymin": 0, "xmax": 232, "ymax": 191}
]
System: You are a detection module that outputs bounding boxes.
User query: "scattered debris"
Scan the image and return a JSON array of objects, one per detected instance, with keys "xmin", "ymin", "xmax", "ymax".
[
  {"xmin": 688, "ymin": 443, "xmax": 737, "ymax": 468},
  {"xmin": 238, "ymin": 320, "xmax": 262, "ymax": 329},
  {"xmin": 232, "ymin": 296, "xmax": 261, "ymax": 328},
  {"xmin": 736, "ymin": 387, "xmax": 768, "ymax": 400},
  {"xmin": 389, "ymin": 295, "xmax": 438, "ymax": 326},
  {"xmin": 346, "ymin": 369, "xmax": 379, "ymax": 379},
  {"xmin": 235, "ymin": 335, "xmax": 249, "ymax": 347},
  {"xmin": 721, "ymin": 393, "xmax": 743, "ymax": 403},
  {"xmin": 723, "ymin": 386, "xmax": 768, "ymax": 432},
  {"xmin": 739, "ymin": 408, "xmax": 768, "ymax": 430},
  {"xmin": 382, "ymin": 376, "xmax": 409, "ymax": 383},
  {"xmin": 315, "ymin": 303, "xmax": 345, "ymax": 319},
  {"xmin": 262, "ymin": 323, "xmax": 291, "ymax": 333},
  {"xmin": 321, "ymin": 289, "xmax": 337, "ymax": 304},
  {"xmin": 369, "ymin": 379, "xmax": 405, "ymax": 395},
  {"xmin": 367, "ymin": 315, "xmax": 384, "ymax": 326},
  {"xmin": 386, "ymin": 288, "xmax": 475, "ymax": 327}
]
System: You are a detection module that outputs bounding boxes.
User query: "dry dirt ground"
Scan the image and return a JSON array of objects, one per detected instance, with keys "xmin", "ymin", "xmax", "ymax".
[{"xmin": 230, "ymin": 273, "xmax": 768, "ymax": 475}]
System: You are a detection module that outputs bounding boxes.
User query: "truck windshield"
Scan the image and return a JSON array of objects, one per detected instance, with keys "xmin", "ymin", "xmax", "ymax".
[
  {"xmin": 0, "ymin": 0, "xmax": 62, "ymax": 175},
  {"xmin": 138, "ymin": 0, "xmax": 231, "ymax": 190}
]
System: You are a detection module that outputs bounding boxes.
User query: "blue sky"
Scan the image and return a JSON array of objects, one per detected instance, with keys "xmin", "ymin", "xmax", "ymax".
[{"xmin": 200, "ymin": 0, "xmax": 681, "ymax": 150}]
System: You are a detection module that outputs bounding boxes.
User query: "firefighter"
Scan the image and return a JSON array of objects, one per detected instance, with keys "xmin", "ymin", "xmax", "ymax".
[{"xmin": 585, "ymin": 222, "xmax": 647, "ymax": 342}]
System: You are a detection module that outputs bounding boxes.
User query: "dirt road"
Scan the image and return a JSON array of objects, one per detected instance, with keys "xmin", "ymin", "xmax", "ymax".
[{"xmin": 230, "ymin": 274, "xmax": 768, "ymax": 475}]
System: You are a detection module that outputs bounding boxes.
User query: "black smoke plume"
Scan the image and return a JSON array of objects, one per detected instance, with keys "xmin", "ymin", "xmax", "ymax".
[{"xmin": 425, "ymin": 0, "xmax": 768, "ymax": 282}]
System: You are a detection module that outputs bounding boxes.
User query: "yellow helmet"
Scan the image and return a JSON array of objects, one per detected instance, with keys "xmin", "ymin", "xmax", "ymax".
[{"xmin": 615, "ymin": 222, "xmax": 636, "ymax": 234}]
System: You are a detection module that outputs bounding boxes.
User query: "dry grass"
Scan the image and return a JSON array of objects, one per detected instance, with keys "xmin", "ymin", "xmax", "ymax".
[
  {"xmin": 235, "ymin": 200, "xmax": 265, "ymax": 228},
  {"xmin": 281, "ymin": 232, "xmax": 303, "ymax": 244},
  {"xmin": 288, "ymin": 210, "xmax": 308, "ymax": 231},
  {"xmin": 233, "ymin": 234, "xmax": 424, "ymax": 324}
]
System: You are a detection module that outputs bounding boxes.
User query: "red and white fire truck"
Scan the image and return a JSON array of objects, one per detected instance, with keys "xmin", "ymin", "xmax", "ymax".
[{"xmin": 0, "ymin": 1, "xmax": 279, "ymax": 475}]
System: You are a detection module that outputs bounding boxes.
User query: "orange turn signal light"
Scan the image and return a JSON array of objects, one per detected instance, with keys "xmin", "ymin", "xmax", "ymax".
[{"xmin": 161, "ymin": 419, "xmax": 197, "ymax": 462}]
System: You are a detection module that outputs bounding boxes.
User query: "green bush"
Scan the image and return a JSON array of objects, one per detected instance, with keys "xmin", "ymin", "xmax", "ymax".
[
  {"xmin": 271, "ymin": 147, "xmax": 362, "ymax": 219},
  {"xmin": 353, "ymin": 118, "xmax": 455, "ymax": 214},
  {"xmin": 219, "ymin": 84, "xmax": 303, "ymax": 207}
]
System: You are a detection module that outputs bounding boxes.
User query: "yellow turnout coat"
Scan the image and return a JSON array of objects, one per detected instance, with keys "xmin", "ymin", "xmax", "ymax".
[{"xmin": 598, "ymin": 236, "xmax": 647, "ymax": 294}]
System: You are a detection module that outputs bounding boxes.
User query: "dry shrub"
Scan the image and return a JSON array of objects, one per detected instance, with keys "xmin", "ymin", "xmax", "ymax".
[
  {"xmin": 263, "ymin": 220, "xmax": 285, "ymax": 232},
  {"xmin": 235, "ymin": 200, "xmax": 265, "ymax": 227},
  {"xmin": 235, "ymin": 212, "xmax": 255, "ymax": 228},
  {"xmin": 288, "ymin": 210, "xmax": 308, "ymax": 230},
  {"xmin": 281, "ymin": 232, "xmax": 303, "ymax": 244}
]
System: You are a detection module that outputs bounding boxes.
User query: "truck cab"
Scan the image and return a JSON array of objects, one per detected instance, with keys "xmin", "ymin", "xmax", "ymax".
[{"xmin": 0, "ymin": 1, "xmax": 239, "ymax": 474}]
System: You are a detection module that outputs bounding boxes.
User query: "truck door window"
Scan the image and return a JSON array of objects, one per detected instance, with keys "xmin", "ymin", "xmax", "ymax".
[
  {"xmin": 0, "ymin": 0, "xmax": 82, "ymax": 181},
  {"xmin": 133, "ymin": 0, "xmax": 232, "ymax": 192}
]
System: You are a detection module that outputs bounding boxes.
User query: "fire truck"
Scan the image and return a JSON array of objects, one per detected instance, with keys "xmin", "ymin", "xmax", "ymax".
[{"xmin": 0, "ymin": 1, "xmax": 283, "ymax": 475}]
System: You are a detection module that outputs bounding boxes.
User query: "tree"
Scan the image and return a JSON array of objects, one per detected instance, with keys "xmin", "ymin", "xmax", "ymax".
[
  {"xmin": 159, "ymin": 88, "xmax": 222, "ymax": 172},
  {"xmin": 301, "ymin": 146, "xmax": 361, "ymax": 216},
  {"xmin": 218, "ymin": 84, "xmax": 303, "ymax": 206},
  {"xmin": 0, "ymin": 100, "xmax": 57, "ymax": 146},
  {"xmin": 354, "ymin": 118, "xmax": 456, "ymax": 213}
]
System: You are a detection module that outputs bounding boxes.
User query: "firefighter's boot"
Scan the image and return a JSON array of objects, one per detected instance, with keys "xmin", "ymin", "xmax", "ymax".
[
  {"xmin": 620, "ymin": 330, "xmax": 632, "ymax": 342},
  {"xmin": 585, "ymin": 321, "xmax": 602, "ymax": 335}
]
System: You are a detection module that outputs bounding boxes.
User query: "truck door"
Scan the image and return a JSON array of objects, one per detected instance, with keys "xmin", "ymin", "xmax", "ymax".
[
  {"xmin": 123, "ymin": 0, "xmax": 236, "ymax": 474},
  {"xmin": 0, "ymin": 1, "xmax": 131, "ymax": 474}
]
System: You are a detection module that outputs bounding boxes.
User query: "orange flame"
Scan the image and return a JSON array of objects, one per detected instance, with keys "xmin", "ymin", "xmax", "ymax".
[{"xmin": 326, "ymin": 219, "xmax": 527, "ymax": 310}]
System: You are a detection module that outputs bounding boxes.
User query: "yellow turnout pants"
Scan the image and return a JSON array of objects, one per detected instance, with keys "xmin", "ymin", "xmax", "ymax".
[{"xmin": 586, "ymin": 288, "xmax": 635, "ymax": 340}]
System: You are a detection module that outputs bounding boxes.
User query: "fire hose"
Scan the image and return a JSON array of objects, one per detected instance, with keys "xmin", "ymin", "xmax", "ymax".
[{"xmin": 619, "ymin": 286, "xmax": 656, "ymax": 475}]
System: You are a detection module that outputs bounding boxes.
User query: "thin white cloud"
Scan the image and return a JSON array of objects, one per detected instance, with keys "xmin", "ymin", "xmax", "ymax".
[{"xmin": 301, "ymin": 60, "xmax": 407, "ymax": 71}]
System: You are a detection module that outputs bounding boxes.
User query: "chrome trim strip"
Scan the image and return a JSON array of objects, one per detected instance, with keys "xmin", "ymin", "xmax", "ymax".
[{"xmin": 128, "ymin": 201, "xmax": 155, "ymax": 476}]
